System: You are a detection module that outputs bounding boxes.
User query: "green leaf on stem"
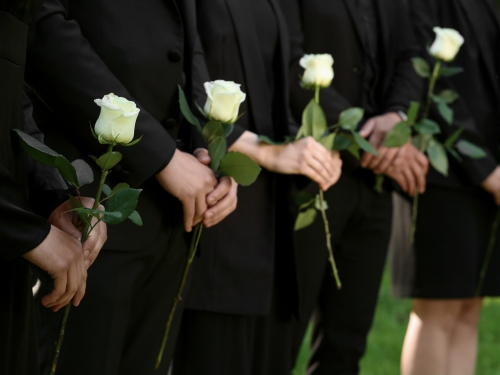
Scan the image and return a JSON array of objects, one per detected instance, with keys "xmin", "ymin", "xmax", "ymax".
[
  {"xmin": 222, "ymin": 123, "xmax": 234, "ymax": 137},
  {"xmin": 384, "ymin": 122, "xmax": 411, "ymax": 147},
  {"xmin": 218, "ymin": 152, "xmax": 261, "ymax": 186},
  {"xmin": 55, "ymin": 157, "xmax": 80, "ymax": 187},
  {"xmin": 120, "ymin": 135, "xmax": 143, "ymax": 147},
  {"xmin": 414, "ymin": 119, "xmax": 441, "ymax": 135},
  {"xmin": 12, "ymin": 134, "xmax": 78, "ymax": 186},
  {"xmin": 72, "ymin": 159, "xmax": 94, "ymax": 186},
  {"xmin": 456, "ymin": 140, "xmax": 487, "ymax": 159},
  {"xmin": 444, "ymin": 127, "xmax": 465, "ymax": 147},
  {"xmin": 90, "ymin": 124, "xmax": 99, "ymax": 140},
  {"xmin": 426, "ymin": 138, "xmax": 449, "ymax": 176},
  {"xmin": 128, "ymin": 210, "xmax": 143, "ymax": 226},
  {"xmin": 202, "ymin": 121, "xmax": 225, "ymax": 144},
  {"xmin": 295, "ymin": 191, "xmax": 314, "ymax": 207},
  {"xmin": 411, "ymin": 57, "xmax": 431, "ymax": 78},
  {"xmin": 338, "ymin": 107, "xmax": 364, "ymax": 131},
  {"xmin": 437, "ymin": 102, "xmax": 454, "ymax": 125},
  {"xmin": 436, "ymin": 89, "xmax": 459, "ymax": 104},
  {"xmin": 104, "ymin": 188, "xmax": 142, "ymax": 225},
  {"xmin": 68, "ymin": 195, "xmax": 84, "ymax": 209},
  {"xmin": 446, "ymin": 146, "xmax": 462, "ymax": 161},
  {"xmin": 102, "ymin": 184, "xmax": 112, "ymax": 196},
  {"xmin": 315, "ymin": 194, "xmax": 328, "ymax": 211},
  {"xmin": 208, "ymin": 136, "xmax": 227, "ymax": 172},
  {"xmin": 332, "ymin": 134, "xmax": 353, "ymax": 151},
  {"xmin": 374, "ymin": 175, "xmax": 385, "ymax": 193},
  {"xmin": 351, "ymin": 131, "xmax": 379, "ymax": 155},
  {"xmin": 294, "ymin": 207, "xmax": 317, "ymax": 231},
  {"xmin": 195, "ymin": 102, "xmax": 208, "ymax": 119},
  {"xmin": 407, "ymin": 101, "xmax": 421, "ymax": 125},
  {"xmin": 439, "ymin": 66, "xmax": 464, "ymax": 77},
  {"xmin": 347, "ymin": 142, "xmax": 361, "ymax": 159},
  {"xmin": 110, "ymin": 182, "xmax": 130, "ymax": 197},
  {"xmin": 178, "ymin": 85, "xmax": 202, "ymax": 132},
  {"xmin": 297, "ymin": 99, "xmax": 328, "ymax": 140},
  {"xmin": 319, "ymin": 132, "xmax": 336, "ymax": 150},
  {"xmin": 96, "ymin": 151, "xmax": 123, "ymax": 171}
]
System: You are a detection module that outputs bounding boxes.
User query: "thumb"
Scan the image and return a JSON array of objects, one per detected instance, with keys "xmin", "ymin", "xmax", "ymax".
[
  {"xmin": 193, "ymin": 148, "xmax": 211, "ymax": 166},
  {"xmin": 52, "ymin": 215, "xmax": 82, "ymax": 242},
  {"xmin": 359, "ymin": 119, "xmax": 375, "ymax": 138}
]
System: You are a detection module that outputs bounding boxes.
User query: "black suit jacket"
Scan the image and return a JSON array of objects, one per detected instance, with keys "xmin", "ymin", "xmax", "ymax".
[
  {"xmin": 280, "ymin": 0, "xmax": 422, "ymax": 173},
  {"xmin": 409, "ymin": 0, "xmax": 500, "ymax": 189},
  {"xmin": 25, "ymin": 0, "xmax": 206, "ymax": 250},
  {"xmin": 185, "ymin": 0, "xmax": 297, "ymax": 316}
]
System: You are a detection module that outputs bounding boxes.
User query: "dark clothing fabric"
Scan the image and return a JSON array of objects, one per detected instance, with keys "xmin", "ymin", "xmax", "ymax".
[
  {"xmin": 175, "ymin": 290, "xmax": 295, "ymax": 375},
  {"xmin": 410, "ymin": 0, "xmax": 500, "ymax": 188},
  {"xmin": 24, "ymin": 0, "xmax": 204, "ymax": 371},
  {"xmin": 186, "ymin": 0, "xmax": 294, "ymax": 316},
  {"xmin": 393, "ymin": 185, "xmax": 500, "ymax": 298},
  {"xmin": 36, "ymin": 216, "xmax": 187, "ymax": 375},
  {"xmin": 291, "ymin": 174, "xmax": 392, "ymax": 374}
]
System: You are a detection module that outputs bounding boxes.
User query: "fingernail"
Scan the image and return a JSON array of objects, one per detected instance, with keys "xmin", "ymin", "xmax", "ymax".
[
  {"xmin": 206, "ymin": 212, "xmax": 214, "ymax": 219},
  {"xmin": 208, "ymin": 197, "xmax": 216, "ymax": 205}
]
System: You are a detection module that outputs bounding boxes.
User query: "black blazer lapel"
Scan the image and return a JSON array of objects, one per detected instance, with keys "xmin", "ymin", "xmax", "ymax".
[
  {"xmin": 342, "ymin": 0, "xmax": 365, "ymax": 50},
  {"xmin": 224, "ymin": 0, "xmax": 274, "ymax": 138},
  {"xmin": 375, "ymin": 0, "xmax": 390, "ymax": 66}
]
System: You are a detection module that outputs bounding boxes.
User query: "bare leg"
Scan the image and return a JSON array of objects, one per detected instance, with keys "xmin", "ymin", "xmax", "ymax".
[
  {"xmin": 401, "ymin": 299, "xmax": 463, "ymax": 375},
  {"xmin": 446, "ymin": 298, "xmax": 482, "ymax": 375}
]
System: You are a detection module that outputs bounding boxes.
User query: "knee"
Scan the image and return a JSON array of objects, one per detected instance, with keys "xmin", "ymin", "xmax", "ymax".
[
  {"xmin": 458, "ymin": 299, "xmax": 482, "ymax": 329},
  {"xmin": 412, "ymin": 300, "xmax": 463, "ymax": 333}
]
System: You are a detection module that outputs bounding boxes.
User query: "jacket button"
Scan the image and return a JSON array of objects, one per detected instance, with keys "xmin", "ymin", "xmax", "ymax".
[
  {"xmin": 168, "ymin": 49, "xmax": 182, "ymax": 62},
  {"xmin": 162, "ymin": 118, "xmax": 178, "ymax": 129}
]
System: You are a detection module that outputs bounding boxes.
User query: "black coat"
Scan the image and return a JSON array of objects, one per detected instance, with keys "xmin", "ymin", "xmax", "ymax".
[
  {"xmin": 25, "ymin": 0, "xmax": 206, "ymax": 251},
  {"xmin": 280, "ymin": 0, "xmax": 422, "ymax": 173},
  {"xmin": 409, "ymin": 0, "xmax": 500, "ymax": 188},
  {"xmin": 0, "ymin": 2, "xmax": 62, "ymax": 372},
  {"xmin": 185, "ymin": 0, "xmax": 296, "ymax": 316}
]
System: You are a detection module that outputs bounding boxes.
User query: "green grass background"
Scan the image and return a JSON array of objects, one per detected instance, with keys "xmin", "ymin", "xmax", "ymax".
[{"xmin": 359, "ymin": 267, "xmax": 500, "ymax": 375}]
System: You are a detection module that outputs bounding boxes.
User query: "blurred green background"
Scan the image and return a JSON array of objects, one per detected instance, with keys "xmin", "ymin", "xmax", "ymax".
[{"xmin": 359, "ymin": 267, "xmax": 500, "ymax": 375}]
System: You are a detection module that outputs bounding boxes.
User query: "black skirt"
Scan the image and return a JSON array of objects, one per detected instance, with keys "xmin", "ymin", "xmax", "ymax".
[{"xmin": 392, "ymin": 185, "xmax": 500, "ymax": 299}]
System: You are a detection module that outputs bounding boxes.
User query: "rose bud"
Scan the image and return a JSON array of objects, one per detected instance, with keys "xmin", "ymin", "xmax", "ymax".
[
  {"xmin": 204, "ymin": 80, "xmax": 246, "ymax": 124},
  {"xmin": 429, "ymin": 27, "xmax": 464, "ymax": 62},
  {"xmin": 300, "ymin": 54, "xmax": 334, "ymax": 89}
]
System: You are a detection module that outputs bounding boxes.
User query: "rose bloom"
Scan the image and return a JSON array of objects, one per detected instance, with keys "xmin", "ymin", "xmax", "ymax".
[
  {"xmin": 300, "ymin": 54, "xmax": 334, "ymax": 89},
  {"xmin": 94, "ymin": 93, "xmax": 140, "ymax": 145},
  {"xmin": 204, "ymin": 80, "xmax": 246, "ymax": 124},
  {"xmin": 430, "ymin": 27, "xmax": 464, "ymax": 62}
]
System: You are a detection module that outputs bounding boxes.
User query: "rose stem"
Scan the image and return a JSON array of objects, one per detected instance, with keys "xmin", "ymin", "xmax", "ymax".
[
  {"xmin": 155, "ymin": 222, "xmax": 203, "ymax": 369},
  {"xmin": 476, "ymin": 208, "xmax": 500, "ymax": 296},
  {"xmin": 49, "ymin": 144, "xmax": 113, "ymax": 375}
]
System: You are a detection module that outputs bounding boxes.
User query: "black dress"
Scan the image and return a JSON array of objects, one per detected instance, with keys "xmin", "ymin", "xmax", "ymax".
[
  {"xmin": 173, "ymin": 0, "xmax": 297, "ymax": 374},
  {"xmin": 392, "ymin": 0, "xmax": 500, "ymax": 299}
]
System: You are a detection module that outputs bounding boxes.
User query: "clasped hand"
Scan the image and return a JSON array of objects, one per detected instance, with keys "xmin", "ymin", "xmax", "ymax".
[{"xmin": 360, "ymin": 112, "xmax": 429, "ymax": 195}]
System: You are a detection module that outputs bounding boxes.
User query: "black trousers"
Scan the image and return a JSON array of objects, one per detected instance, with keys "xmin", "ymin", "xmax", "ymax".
[
  {"xmin": 173, "ymin": 289, "xmax": 296, "ymax": 375},
  {"xmin": 36, "ymin": 220, "xmax": 188, "ymax": 375},
  {"xmin": 293, "ymin": 171, "xmax": 392, "ymax": 375}
]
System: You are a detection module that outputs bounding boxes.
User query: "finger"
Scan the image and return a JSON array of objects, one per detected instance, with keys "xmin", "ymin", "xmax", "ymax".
[
  {"xmin": 183, "ymin": 199, "xmax": 196, "ymax": 232},
  {"xmin": 41, "ymin": 272, "xmax": 67, "ymax": 308},
  {"xmin": 302, "ymin": 164, "xmax": 328, "ymax": 190},
  {"xmin": 206, "ymin": 177, "xmax": 232, "ymax": 207},
  {"xmin": 49, "ymin": 264, "xmax": 78, "ymax": 308},
  {"xmin": 203, "ymin": 194, "xmax": 237, "ymax": 227},
  {"xmin": 305, "ymin": 155, "xmax": 330, "ymax": 187},
  {"xmin": 361, "ymin": 152, "xmax": 375, "ymax": 168},
  {"xmin": 193, "ymin": 148, "xmax": 211, "ymax": 166},
  {"xmin": 373, "ymin": 148, "xmax": 399, "ymax": 174},
  {"xmin": 86, "ymin": 221, "xmax": 107, "ymax": 268},
  {"xmin": 72, "ymin": 267, "xmax": 87, "ymax": 307},
  {"xmin": 51, "ymin": 214, "xmax": 82, "ymax": 241},
  {"xmin": 415, "ymin": 151, "xmax": 430, "ymax": 174},
  {"xmin": 410, "ymin": 161, "xmax": 427, "ymax": 194},
  {"xmin": 359, "ymin": 118, "xmax": 375, "ymax": 138},
  {"xmin": 365, "ymin": 148, "xmax": 389, "ymax": 170},
  {"xmin": 194, "ymin": 193, "xmax": 208, "ymax": 227},
  {"xmin": 309, "ymin": 143, "xmax": 336, "ymax": 183},
  {"xmin": 403, "ymin": 168, "xmax": 417, "ymax": 196}
]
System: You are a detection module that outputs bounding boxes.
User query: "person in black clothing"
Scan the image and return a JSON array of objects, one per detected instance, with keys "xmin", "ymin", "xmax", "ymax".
[
  {"xmin": 173, "ymin": 0, "xmax": 342, "ymax": 374},
  {"xmin": 395, "ymin": 1, "xmax": 500, "ymax": 374},
  {"xmin": 279, "ymin": 1, "xmax": 428, "ymax": 373},
  {"xmin": 1, "ymin": 1, "xmax": 105, "ymax": 373},
  {"xmin": 24, "ymin": 0, "xmax": 238, "ymax": 373}
]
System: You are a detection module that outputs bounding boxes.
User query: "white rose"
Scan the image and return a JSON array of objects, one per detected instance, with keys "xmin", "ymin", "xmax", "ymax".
[
  {"xmin": 94, "ymin": 93, "xmax": 140, "ymax": 144},
  {"xmin": 204, "ymin": 80, "xmax": 246, "ymax": 124},
  {"xmin": 300, "ymin": 54, "xmax": 334, "ymax": 89},
  {"xmin": 429, "ymin": 27, "xmax": 464, "ymax": 62}
]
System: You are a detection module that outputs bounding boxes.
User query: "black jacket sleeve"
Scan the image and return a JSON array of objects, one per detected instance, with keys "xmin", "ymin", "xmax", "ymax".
[
  {"xmin": 25, "ymin": 0, "xmax": 177, "ymax": 188},
  {"xmin": 410, "ymin": 0, "xmax": 497, "ymax": 185}
]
